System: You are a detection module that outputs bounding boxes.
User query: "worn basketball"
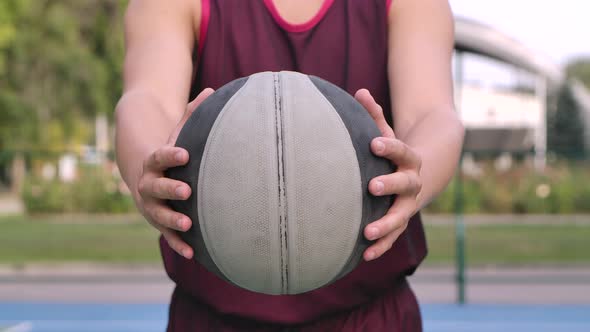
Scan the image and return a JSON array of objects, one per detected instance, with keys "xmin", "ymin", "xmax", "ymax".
[{"xmin": 166, "ymin": 71, "xmax": 393, "ymax": 295}]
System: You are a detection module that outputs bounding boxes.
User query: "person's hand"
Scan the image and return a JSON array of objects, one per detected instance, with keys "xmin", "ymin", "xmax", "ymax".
[
  {"xmin": 136, "ymin": 88, "xmax": 215, "ymax": 259},
  {"xmin": 354, "ymin": 89, "xmax": 423, "ymax": 261}
]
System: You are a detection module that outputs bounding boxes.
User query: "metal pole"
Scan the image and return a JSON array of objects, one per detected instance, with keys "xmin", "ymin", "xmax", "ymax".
[
  {"xmin": 454, "ymin": 171, "xmax": 466, "ymax": 304},
  {"xmin": 535, "ymin": 76, "xmax": 547, "ymax": 171},
  {"xmin": 453, "ymin": 50, "xmax": 466, "ymax": 305}
]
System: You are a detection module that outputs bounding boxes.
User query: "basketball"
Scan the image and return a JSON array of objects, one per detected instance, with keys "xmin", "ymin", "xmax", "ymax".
[{"xmin": 166, "ymin": 71, "xmax": 393, "ymax": 295}]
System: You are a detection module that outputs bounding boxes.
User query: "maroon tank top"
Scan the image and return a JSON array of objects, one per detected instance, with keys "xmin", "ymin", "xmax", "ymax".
[{"xmin": 161, "ymin": 0, "xmax": 427, "ymax": 327}]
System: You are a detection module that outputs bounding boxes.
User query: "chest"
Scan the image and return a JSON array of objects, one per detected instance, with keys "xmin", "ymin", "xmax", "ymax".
[{"xmin": 270, "ymin": 0, "xmax": 327, "ymax": 24}]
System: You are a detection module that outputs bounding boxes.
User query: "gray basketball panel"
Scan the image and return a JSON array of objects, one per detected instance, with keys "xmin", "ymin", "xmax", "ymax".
[
  {"xmin": 166, "ymin": 76, "xmax": 249, "ymax": 280},
  {"xmin": 197, "ymin": 72, "xmax": 283, "ymax": 295},
  {"xmin": 279, "ymin": 71, "xmax": 363, "ymax": 294}
]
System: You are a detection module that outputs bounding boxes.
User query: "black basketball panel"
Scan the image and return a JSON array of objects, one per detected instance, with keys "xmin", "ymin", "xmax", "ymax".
[{"xmin": 308, "ymin": 75, "xmax": 396, "ymax": 280}]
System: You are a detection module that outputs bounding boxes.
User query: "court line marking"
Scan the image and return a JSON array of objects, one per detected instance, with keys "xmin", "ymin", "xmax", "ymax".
[
  {"xmin": 1, "ymin": 322, "xmax": 33, "ymax": 332},
  {"xmin": 425, "ymin": 321, "xmax": 590, "ymax": 328}
]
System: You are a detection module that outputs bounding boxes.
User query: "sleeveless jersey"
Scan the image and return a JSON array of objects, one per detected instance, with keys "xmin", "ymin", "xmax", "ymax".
[{"xmin": 161, "ymin": 0, "xmax": 427, "ymax": 329}]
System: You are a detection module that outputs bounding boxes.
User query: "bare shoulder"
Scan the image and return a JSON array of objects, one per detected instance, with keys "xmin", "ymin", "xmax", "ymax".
[
  {"xmin": 385, "ymin": 0, "xmax": 454, "ymax": 135},
  {"xmin": 387, "ymin": 0, "xmax": 453, "ymax": 28},
  {"xmin": 125, "ymin": 0, "xmax": 201, "ymax": 41},
  {"xmin": 122, "ymin": 0, "xmax": 200, "ymax": 113}
]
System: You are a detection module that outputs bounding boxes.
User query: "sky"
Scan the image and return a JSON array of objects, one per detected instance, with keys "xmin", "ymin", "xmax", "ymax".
[
  {"xmin": 449, "ymin": 0, "xmax": 590, "ymax": 65},
  {"xmin": 448, "ymin": 0, "xmax": 590, "ymax": 87}
]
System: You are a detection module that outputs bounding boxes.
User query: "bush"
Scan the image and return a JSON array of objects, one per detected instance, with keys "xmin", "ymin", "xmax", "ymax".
[
  {"xmin": 22, "ymin": 166, "xmax": 136, "ymax": 214},
  {"xmin": 22, "ymin": 179, "xmax": 69, "ymax": 213},
  {"xmin": 22, "ymin": 160, "xmax": 589, "ymax": 215},
  {"xmin": 425, "ymin": 162, "xmax": 590, "ymax": 214}
]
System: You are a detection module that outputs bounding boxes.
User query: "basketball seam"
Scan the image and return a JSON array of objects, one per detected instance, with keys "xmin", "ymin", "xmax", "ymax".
[
  {"xmin": 273, "ymin": 72, "xmax": 283, "ymax": 294},
  {"xmin": 274, "ymin": 72, "xmax": 288, "ymax": 294},
  {"xmin": 279, "ymin": 73, "xmax": 290, "ymax": 294}
]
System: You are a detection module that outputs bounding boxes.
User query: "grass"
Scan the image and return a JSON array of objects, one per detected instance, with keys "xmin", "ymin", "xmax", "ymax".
[
  {"xmin": 0, "ymin": 214, "xmax": 589, "ymax": 266},
  {"xmin": 424, "ymin": 223, "xmax": 590, "ymax": 266},
  {"xmin": 0, "ymin": 214, "xmax": 160, "ymax": 264}
]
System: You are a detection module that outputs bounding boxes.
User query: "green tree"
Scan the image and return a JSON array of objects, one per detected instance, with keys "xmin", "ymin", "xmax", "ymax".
[
  {"xmin": 566, "ymin": 58, "xmax": 590, "ymax": 89},
  {"xmin": 548, "ymin": 83, "xmax": 586, "ymax": 159},
  {"xmin": 0, "ymin": 0, "xmax": 126, "ymax": 152}
]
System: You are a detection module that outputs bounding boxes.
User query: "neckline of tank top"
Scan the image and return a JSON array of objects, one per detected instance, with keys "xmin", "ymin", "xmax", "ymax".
[{"xmin": 263, "ymin": 0, "xmax": 336, "ymax": 33}]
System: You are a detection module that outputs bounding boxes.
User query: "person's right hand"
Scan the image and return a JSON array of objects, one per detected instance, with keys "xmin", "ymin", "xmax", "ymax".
[{"xmin": 135, "ymin": 88, "xmax": 215, "ymax": 259}]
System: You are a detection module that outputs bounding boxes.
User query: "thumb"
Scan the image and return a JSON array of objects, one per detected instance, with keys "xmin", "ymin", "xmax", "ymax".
[{"xmin": 168, "ymin": 88, "xmax": 215, "ymax": 144}]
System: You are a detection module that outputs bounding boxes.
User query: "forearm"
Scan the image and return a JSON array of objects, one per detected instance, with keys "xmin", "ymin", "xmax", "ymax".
[
  {"xmin": 117, "ymin": 0, "xmax": 197, "ymax": 198},
  {"xmin": 385, "ymin": 0, "xmax": 458, "ymax": 210},
  {"xmin": 400, "ymin": 109, "xmax": 464, "ymax": 210},
  {"xmin": 115, "ymin": 90, "xmax": 180, "ymax": 197}
]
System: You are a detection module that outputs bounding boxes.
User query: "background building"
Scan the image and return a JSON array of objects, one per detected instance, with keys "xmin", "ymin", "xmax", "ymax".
[{"xmin": 454, "ymin": 17, "xmax": 590, "ymax": 169}]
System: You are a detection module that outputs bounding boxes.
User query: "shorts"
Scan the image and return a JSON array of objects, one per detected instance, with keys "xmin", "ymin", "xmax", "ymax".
[{"xmin": 166, "ymin": 277, "xmax": 422, "ymax": 332}]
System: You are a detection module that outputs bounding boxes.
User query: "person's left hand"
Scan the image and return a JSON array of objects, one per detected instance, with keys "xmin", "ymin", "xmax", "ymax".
[{"xmin": 354, "ymin": 89, "xmax": 423, "ymax": 261}]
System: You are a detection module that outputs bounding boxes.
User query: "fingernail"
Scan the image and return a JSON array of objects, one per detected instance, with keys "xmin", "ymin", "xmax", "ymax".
[
  {"xmin": 182, "ymin": 248, "xmax": 191, "ymax": 259},
  {"xmin": 175, "ymin": 151, "xmax": 185, "ymax": 162},
  {"xmin": 367, "ymin": 226, "xmax": 379, "ymax": 240},
  {"xmin": 373, "ymin": 181, "xmax": 384, "ymax": 194},
  {"xmin": 374, "ymin": 140, "xmax": 385, "ymax": 153},
  {"xmin": 366, "ymin": 251, "xmax": 376, "ymax": 261},
  {"xmin": 175, "ymin": 186, "xmax": 185, "ymax": 198},
  {"xmin": 177, "ymin": 218, "xmax": 186, "ymax": 230}
]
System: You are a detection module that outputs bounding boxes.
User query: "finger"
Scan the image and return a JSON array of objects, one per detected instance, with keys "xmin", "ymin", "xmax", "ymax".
[
  {"xmin": 169, "ymin": 88, "xmax": 215, "ymax": 143},
  {"xmin": 145, "ymin": 203, "xmax": 192, "ymax": 232},
  {"xmin": 144, "ymin": 146, "xmax": 189, "ymax": 172},
  {"xmin": 363, "ymin": 227, "xmax": 406, "ymax": 261},
  {"xmin": 354, "ymin": 89, "xmax": 395, "ymax": 138},
  {"xmin": 364, "ymin": 197, "xmax": 416, "ymax": 241},
  {"xmin": 371, "ymin": 137, "xmax": 421, "ymax": 169},
  {"xmin": 161, "ymin": 227, "xmax": 194, "ymax": 259},
  {"xmin": 187, "ymin": 87, "xmax": 215, "ymax": 112},
  {"xmin": 369, "ymin": 171, "xmax": 421, "ymax": 196},
  {"xmin": 140, "ymin": 176, "xmax": 191, "ymax": 200}
]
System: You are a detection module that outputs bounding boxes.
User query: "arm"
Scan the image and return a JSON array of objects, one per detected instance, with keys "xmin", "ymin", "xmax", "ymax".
[
  {"xmin": 387, "ymin": 0, "xmax": 462, "ymax": 208},
  {"xmin": 115, "ymin": 0, "xmax": 203, "ymax": 258},
  {"xmin": 357, "ymin": 0, "xmax": 464, "ymax": 260}
]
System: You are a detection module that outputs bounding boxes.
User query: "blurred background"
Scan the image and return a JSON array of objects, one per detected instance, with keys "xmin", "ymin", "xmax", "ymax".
[{"xmin": 0, "ymin": 0, "xmax": 589, "ymax": 331}]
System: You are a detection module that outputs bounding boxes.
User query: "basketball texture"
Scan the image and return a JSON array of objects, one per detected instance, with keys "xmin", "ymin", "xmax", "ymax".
[{"xmin": 167, "ymin": 71, "xmax": 394, "ymax": 295}]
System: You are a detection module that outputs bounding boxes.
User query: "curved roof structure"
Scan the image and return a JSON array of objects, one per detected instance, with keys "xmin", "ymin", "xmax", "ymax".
[
  {"xmin": 454, "ymin": 17, "xmax": 590, "ymax": 148},
  {"xmin": 454, "ymin": 17, "xmax": 564, "ymax": 85}
]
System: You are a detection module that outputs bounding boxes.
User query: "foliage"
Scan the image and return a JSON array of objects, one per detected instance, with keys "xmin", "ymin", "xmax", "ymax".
[
  {"xmin": 426, "ymin": 162, "xmax": 590, "ymax": 214},
  {"xmin": 22, "ymin": 165, "xmax": 135, "ymax": 214},
  {"xmin": 0, "ymin": 0, "xmax": 126, "ymax": 151},
  {"xmin": 566, "ymin": 57, "xmax": 590, "ymax": 89},
  {"xmin": 547, "ymin": 83, "xmax": 587, "ymax": 159}
]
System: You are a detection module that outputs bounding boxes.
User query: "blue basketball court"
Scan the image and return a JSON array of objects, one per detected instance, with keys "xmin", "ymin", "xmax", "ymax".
[{"xmin": 1, "ymin": 303, "xmax": 589, "ymax": 332}]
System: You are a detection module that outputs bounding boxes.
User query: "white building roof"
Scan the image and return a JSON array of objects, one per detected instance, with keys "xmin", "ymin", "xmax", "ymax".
[{"xmin": 454, "ymin": 17, "xmax": 564, "ymax": 85}]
